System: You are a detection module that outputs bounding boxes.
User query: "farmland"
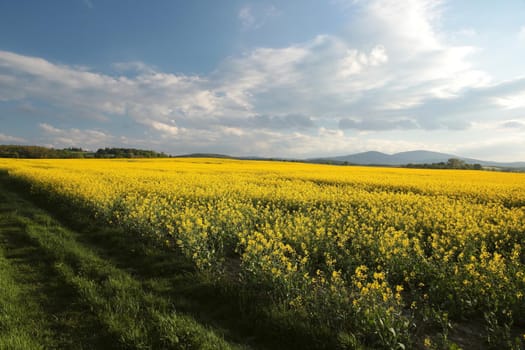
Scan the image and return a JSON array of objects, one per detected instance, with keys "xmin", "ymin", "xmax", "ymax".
[{"xmin": 0, "ymin": 158, "xmax": 524, "ymax": 349}]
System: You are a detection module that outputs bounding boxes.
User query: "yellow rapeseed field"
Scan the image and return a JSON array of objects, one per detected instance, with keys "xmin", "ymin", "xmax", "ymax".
[{"xmin": 1, "ymin": 158, "xmax": 524, "ymax": 347}]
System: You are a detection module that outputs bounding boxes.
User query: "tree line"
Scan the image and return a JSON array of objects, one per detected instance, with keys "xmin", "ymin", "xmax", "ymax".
[
  {"xmin": 0, "ymin": 145, "xmax": 169, "ymax": 159},
  {"xmin": 405, "ymin": 158, "xmax": 482, "ymax": 170},
  {"xmin": 94, "ymin": 148, "xmax": 168, "ymax": 158}
]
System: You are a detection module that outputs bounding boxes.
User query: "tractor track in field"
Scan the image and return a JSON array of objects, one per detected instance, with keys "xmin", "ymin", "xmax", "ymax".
[{"xmin": 0, "ymin": 186, "xmax": 118, "ymax": 349}]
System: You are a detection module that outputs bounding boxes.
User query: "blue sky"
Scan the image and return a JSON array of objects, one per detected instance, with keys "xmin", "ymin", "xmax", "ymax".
[{"xmin": 1, "ymin": 0, "xmax": 525, "ymax": 161}]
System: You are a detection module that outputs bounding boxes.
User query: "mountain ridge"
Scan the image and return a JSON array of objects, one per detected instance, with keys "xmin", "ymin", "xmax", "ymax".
[{"xmin": 310, "ymin": 150, "xmax": 525, "ymax": 168}]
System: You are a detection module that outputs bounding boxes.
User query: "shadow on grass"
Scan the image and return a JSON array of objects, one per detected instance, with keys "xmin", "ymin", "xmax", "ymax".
[{"xmin": 0, "ymin": 189, "xmax": 119, "ymax": 349}]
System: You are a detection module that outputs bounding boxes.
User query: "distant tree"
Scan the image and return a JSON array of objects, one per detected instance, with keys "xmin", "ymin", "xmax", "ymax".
[{"xmin": 447, "ymin": 158, "xmax": 466, "ymax": 169}]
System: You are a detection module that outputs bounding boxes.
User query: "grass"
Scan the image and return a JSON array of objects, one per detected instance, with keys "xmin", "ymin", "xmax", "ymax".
[
  {"xmin": 0, "ymin": 238, "xmax": 44, "ymax": 350},
  {"xmin": 0, "ymin": 191, "xmax": 116, "ymax": 349}
]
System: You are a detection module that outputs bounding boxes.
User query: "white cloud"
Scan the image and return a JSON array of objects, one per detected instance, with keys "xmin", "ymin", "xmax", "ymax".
[
  {"xmin": 238, "ymin": 4, "xmax": 280, "ymax": 30},
  {"xmin": 38, "ymin": 123, "xmax": 113, "ymax": 149},
  {"xmin": 0, "ymin": 133, "xmax": 26, "ymax": 143},
  {"xmin": 492, "ymin": 90, "xmax": 525, "ymax": 110},
  {"xmin": 150, "ymin": 120, "xmax": 179, "ymax": 136},
  {"xmin": 340, "ymin": 45, "xmax": 388, "ymax": 77},
  {"xmin": 220, "ymin": 126, "xmax": 245, "ymax": 137},
  {"xmin": 456, "ymin": 135, "xmax": 525, "ymax": 162},
  {"xmin": 340, "ymin": 0, "xmax": 490, "ymax": 96},
  {"xmin": 39, "ymin": 123, "xmax": 62, "ymax": 134},
  {"xmin": 351, "ymin": 0, "xmax": 443, "ymax": 52},
  {"xmin": 0, "ymin": 50, "xmax": 113, "ymax": 90},
  {"xmin": 238, "ymin": 6, "xmax": 256, "ymax": 29}
]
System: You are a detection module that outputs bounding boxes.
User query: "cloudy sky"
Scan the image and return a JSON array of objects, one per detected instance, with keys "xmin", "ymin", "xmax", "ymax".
[{"xmin": 1, "ymin": 0, "xmax": 525, "ymax": 161}]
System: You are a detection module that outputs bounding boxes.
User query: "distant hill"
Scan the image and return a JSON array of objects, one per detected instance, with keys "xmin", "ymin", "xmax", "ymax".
[
  {"xmin": 326, "ymin": 151, "xmax": 401, "ymax": 165},
  {"xmin": 174, "ymin": 153, "xmax": 235, "ymax": 159},
  {"xmin": 310, "ymin": 150, "xmax": 525, "ymax": 169}
]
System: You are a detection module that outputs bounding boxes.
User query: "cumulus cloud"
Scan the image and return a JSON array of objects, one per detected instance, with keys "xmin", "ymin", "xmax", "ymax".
[
  {"xmin": 0, "ymin": 133, "xmax": 26, "ymax": 143},
  {"xmin": 493, "ymin": 91, "xmax": 525, "ymax": 110},
  {"xmin": 339, "ymin": 45, "xmax": 388, "ymax": 77},
  {"xmin": 39, "ymin": 123, "xmax": 62, "ymax": 134},
  {"xmin": 38, "ymin": 123, "xmax": 113, "ymax": 149},
  {"xmin": 347, "ymin": 0, "xmax": 489, "ymax": 91},
  {"xmin": 149, "ymin": 120, "xmax": 179, "ymax": 136}
]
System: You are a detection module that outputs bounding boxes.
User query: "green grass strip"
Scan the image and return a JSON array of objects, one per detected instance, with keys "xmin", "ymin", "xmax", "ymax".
[
  {"xmin": 0, "ymin": 246, "xmax": 44, "ymax": 350},
  {"xmin": 17, "ymin": 213, "xmax": 240, "ymax": 350}
]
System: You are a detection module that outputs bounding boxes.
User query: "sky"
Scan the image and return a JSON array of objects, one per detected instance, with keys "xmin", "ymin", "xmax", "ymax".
[{"xmin": 1, "ymin": 0, "xmax": 525, "ymax": 161}]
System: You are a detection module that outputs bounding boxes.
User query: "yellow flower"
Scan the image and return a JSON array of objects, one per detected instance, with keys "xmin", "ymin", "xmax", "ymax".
[{"xmin": 424, "ymin": 337, "xmax": 432, "ymax": 348}]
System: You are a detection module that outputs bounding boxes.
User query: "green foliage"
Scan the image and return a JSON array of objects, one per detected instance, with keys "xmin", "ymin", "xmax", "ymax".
[
  {"xmin": 0, "ymin": 144, "xmax": 91, "ymax": 158},
  {"xmin": 94, "ymin": 147, "xmax": 169, "ymax": 158},
  {"xmin": 405, "ymin": 158, "xmax": 483, "ymax": 170},
  {"xmin": 0, "ymin": 251, "xmax": 44, "ymax": 350},
  {"xmin": 0, "ymin": 145, "xmax": 170, "ymax": 159}
]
